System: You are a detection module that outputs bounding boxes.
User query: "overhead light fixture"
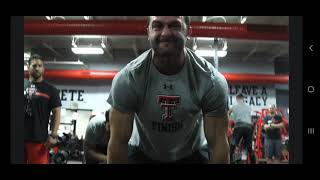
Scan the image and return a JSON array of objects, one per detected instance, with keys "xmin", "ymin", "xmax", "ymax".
[
  {"xmin": 192, "ymin": 43, "xmax": 197, "ymax": 51},
  {"xmin": 45, "ymin": 16, "xmax": 52, "ymax": 20},
  {"xmin": 195, "ymin": 49, "xmax": 227, "ymax": 58},
  {"xmin": 44, "ymin": 61, "xmax": 84, "ymax": 65},
  {"xmin": 71, "ymin": 47, "xmax": 104, "ymax": 55},
  {"xmin": 84, "ymin": 16, "xmax": 90, "ymax": 20},
  {"xmin": 101, "ymin": 37, "xmax": 106, "ymax": 48},
  {"xmin": 72, "ymin": 37, "xmax": 78, "ymax": 48},
  {"xmin": 101, "ymin": 41, "xmax": 106, "ymax": 49},
  {"xmin": 202, "ymin": 16, "xmax": 207, "ymax": 22},
  {"xmin": 241, "ymin": 16, "xmax": 247, "ymax": 24},
  {"xmin": 217, "ymin": 50, "xmax": 228, "ymax": 57},
  {"xmin": 24, "ymin": 52, "xmax": 31, "ymax": 61},
  {"xmin": 196, "ymin": 37, "xmax": 215, "ymax": 41},
  {"xmin": 74, "ymin": 35, "xmax": 102, "ymax": 39}
]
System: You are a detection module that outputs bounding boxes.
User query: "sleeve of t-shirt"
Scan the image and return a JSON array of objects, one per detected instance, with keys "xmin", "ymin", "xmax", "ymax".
[
  {"xmin": 202, "ymin": 70, "xmax": 229, "ymax": 117},
  {"xmin": 276, "ymin": 115, "xmax": 283, "ymax": 123},
  {"xmin": 107, "ymin": 68, "xmax": 138, "ymax": 113},
  {"xmin": 85, "ymin": 122, "xmax": 97, "ymax": 145},
  {"xmin": 50, "ymin": 86, "xmax": 62, "ymax": 109}
]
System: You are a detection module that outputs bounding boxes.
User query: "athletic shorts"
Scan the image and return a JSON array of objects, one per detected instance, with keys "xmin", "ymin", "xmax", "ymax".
[
  {"xmin": 264, "ymin": 139, "xmax": 282, "ymax": 159},
  {"xmin": 24, "ymin": 141, "xmax": 49, "ymax": 164}
]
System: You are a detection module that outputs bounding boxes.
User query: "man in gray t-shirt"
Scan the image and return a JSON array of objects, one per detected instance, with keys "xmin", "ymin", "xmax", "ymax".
[
  {"xmin": 107, "ymin": 16, "xmax": 229, "ymax": 164},
  {"xmin": 228, "ymin": 93, "xmax": 256, "ymax": 163},
  {"xmin": 83, "ymin": 110, "xmax": 110, "ymax": 164}
]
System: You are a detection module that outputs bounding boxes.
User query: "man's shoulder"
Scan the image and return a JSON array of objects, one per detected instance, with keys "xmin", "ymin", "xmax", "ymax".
[
  {"xmin": 42, "ymin": 80, "xmax": 58, "ymax": 91},
  {"xmin": 113, "ymin": 49, "xmax": 152, "ymax": 87},
  {"xmin": 123, "ymin": 49, "xmax": 152, "ymax": 72},
  {"xmin": 186, "ymin": 48, "xmax": 226, "ymax": 83}
]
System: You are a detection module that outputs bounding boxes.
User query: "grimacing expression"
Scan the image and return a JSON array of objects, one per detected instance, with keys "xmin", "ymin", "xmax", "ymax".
[
  {"xmin": 148, "ymin": 16, "xmax": 188, "ymax": 56},
  {"xmin": 29, "ymin": 59, "xmax": 44, "ymax": 80}
]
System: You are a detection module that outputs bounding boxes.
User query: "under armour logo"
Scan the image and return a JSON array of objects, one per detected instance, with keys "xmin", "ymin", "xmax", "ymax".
[{"xmin": 163, "ymin": 83, "xmax": 173, "ymax": 90}]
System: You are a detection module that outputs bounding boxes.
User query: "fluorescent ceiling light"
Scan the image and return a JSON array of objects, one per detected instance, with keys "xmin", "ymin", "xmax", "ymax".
[
  {"xmin": 71, "ymin": 47, "xmax": 104, "ymax": 55},
  {"xmin": 202, "ymin": 16, "xmax": 207, "ymax": 22},
  {"xmin": 217, "ymin": 50, "xmax": 228, "ymax": 57},
  {"xmin": 241, "ymin": 16, "xmax": 247, "ymax": 24},
  {"xmin": 24, "ymin": 52, "xmax": 30, "ymax": 59},
  {"xmin": 74, "ymin": 35, "xmax": 102, "ymax": 39},
  {"xmin": 101, "ymin": 41, "xmax": 106, "ymax": 48},
  {"xmin": 196, "ymin": 37, "xmax": 215, "ymax": 41},
  {"xmin": 195, "ymin": 49, "xmax": 227, "ymax": 58},
  {"xmin": 72, "ymin": 40, "xmax": 77, "ymax": 48},
  {"xmin": 44, "ymin": 61, "xmax": 84, "ymax": 65}
]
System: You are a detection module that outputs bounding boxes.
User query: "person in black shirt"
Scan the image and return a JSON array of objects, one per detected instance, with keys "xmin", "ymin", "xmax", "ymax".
[
  {"xmin": 263, "ymin": 104, "xmax": 284, "ymax": 164},
  {"xmin": 24, "ymin": 54, "xmax": 62, "ymax": 164}
]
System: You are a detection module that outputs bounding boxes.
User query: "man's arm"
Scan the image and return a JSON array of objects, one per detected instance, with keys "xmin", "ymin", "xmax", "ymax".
[
  {"xmin": 271, "ymin": 122, "xmax": 284, "ymax": 129},
  {"xmin": 204, "ymin": 113, "xmax": 230, "ymax": 164},
  {"xmin": 83, "ymin": 142, "xmax": 108, "ymax": 163},
  {"xmin": 45, "ymin": 106, "xmax": 61, "ymax": 149},
  {"xmin": 51, "ymin": 107, "xmax": 61, "ymax": 135},
  {"xmin": 107, "ymin": 107, "xmax": 134, "ymax": 164}
]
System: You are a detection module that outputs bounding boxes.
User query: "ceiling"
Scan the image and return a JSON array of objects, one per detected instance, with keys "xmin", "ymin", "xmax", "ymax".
[{"xmin": 24, "ymin": 16, "xmax": 289, "ymax": 66}]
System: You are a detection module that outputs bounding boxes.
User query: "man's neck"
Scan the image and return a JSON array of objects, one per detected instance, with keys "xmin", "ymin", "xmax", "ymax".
[
  {"xmin": 29, "ymin": 77, "xmax": 43, "ymax": 83},
  {"xmin": 152, "ymin": 50, "xmax": 186, "ymax": 75}
]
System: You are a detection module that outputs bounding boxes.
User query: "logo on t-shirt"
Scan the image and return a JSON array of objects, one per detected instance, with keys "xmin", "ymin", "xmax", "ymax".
[
  {"xmin": 25, "ymin": 84, "xmax": 37, "ymax": 117},
  {"xmin": 157, "ymin": 95, "xmax": 180, "ymax": 121},
  {"xmin": 152, "ymin": 95, "xmax": 183, "ymax": 133}
]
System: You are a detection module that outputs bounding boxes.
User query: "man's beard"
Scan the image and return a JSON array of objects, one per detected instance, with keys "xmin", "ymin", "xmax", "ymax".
[
  {"xmin": 150, "ymin": 36, "xmax": 185, "ymax": 57},
  {"xmin": 31, "ymin": 72, "xmax": 42, "ymax": 80}
]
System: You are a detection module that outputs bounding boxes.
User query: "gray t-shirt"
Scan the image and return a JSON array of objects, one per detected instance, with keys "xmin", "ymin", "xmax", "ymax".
[
  {"xmin": 107, "ymin": 48, "xmax": 229, "ymax": 162},
  {"xmin": 230, "ymin": 102, "xmax": 252, "ymax": 126},
  {"xmin": 84, "ymin": 114, "xmax": 109, "ymax": 151}
]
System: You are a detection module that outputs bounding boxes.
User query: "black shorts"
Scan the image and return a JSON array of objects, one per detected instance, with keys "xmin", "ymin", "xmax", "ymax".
[
  {"xmin": 231, "ymin": 125, "xmax": 253, "ymax": 152},
  {"xmin": 264, "ymin": 139, "xmax": 282, "ymax": 159},
  {"xmin": 128, "ymin": 145, "xmax": 209, "ymax": 164}
]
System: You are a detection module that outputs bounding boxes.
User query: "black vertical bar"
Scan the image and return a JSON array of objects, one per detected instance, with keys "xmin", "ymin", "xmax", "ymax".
[
  {"xmin": 11, "ymin": 16, "xmax": 24, "ymax": 164},
  {"xmin": 289, "ymin": 16, "xmax": 303, "ymax": 164}
]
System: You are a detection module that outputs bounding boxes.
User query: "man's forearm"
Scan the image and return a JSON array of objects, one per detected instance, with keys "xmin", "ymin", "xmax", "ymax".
[
  {"xmin": 51, "ymin": 107, "xmax": 61, "ymax": 135},
  {"xmin": 209, "ymin": 139, "xmax": 230, "ymax": 164},
  {"xmin": 107, "ymin": 141, "xmax": 128, "ymax": 164},
  {"xmin": 272, "ymin": 123, "xmax": 284, "ymax": 129},
  {"xmin": 52, "ymin": 116, "xmax": 60, "ymax": 135},
  {"xmin": 87, "ymin": 150, "xmax": 108, "ymax": 163}
]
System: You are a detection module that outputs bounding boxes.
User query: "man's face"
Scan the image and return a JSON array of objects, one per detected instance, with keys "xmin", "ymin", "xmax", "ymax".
[
  {"xmin": 29, "ymin": 59, "xmax": 44, "ymax": 80},
  {"xmin": 269, "ymin": 105, "xmax": 276, "ymax": 114},
  {"xmin": 148, "ymin": 16, "xmax": 188, "ymax": 56}
]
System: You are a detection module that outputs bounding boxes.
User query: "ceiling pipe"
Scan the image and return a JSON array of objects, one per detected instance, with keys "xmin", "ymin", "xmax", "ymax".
[
  {"xmin": 24, "ymin": 69, "xmax": 288, "ymax": 84},
  {"xmin": 24, "ymin": 20, "xmax": 288, "ymax": 41}
]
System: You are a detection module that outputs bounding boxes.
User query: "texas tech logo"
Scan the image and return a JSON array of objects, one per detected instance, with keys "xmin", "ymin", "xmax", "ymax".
[{"xmin": 157, "ymin": 95, "xmax": 181, "ymax": 121}]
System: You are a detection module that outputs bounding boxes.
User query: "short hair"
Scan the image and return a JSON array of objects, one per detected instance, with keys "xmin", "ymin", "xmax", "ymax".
[
  {"xmin": 236, "ymin": 93, "xmax": 244, "ymax": 99},
  {"xmin": 269, "ymin": 104, "xmax": 276, "ymax": 109},
  {"xmin": 105, "ymin": 110, "xmax": 110, "ymax": 123},
  {"xmin": 147, "ymin": 16, "xmax": 191, "ymax": 31},
  {"xmin": 28, "ymin": 54, "xmax": 43, "ymax": 67}
]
